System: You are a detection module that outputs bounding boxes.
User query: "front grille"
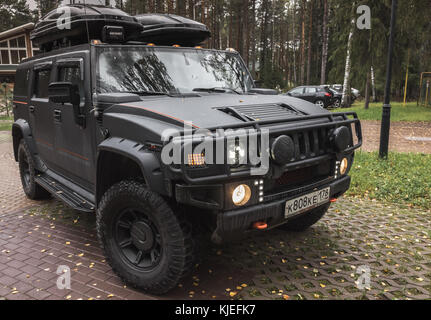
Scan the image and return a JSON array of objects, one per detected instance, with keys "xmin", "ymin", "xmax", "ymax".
[
  {"xmin": 286, "ymin": 128, "xmax": 330, "ymax": 161},
  {"xmin": 265, "ymin": 161, "xmax": 333, "ymax": 195}
]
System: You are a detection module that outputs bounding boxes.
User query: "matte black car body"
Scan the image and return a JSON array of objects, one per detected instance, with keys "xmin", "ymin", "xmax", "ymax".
[
  {"xmin": 12, "ymin": 42, "xmax": 362, "ymax": 293},
  {"xmin": 285, "ymin": 85, "xmax": 333, "ymax": 109},
  {"xmin": 13, "ymin": 42, "xmax": 362, "ymax": 233}
]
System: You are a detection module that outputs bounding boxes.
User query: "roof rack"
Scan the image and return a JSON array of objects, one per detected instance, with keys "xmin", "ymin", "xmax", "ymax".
[
  {"xmin": 31, "ymin": 5, "xmax": 212, "ymax": 52},
  {"xmin": 30, "ymin": 4, "xmax": 142, "ymax": 52},
  {"xmin": 130, "ymin": 14, "xmax": 211, "ymax": 47}
]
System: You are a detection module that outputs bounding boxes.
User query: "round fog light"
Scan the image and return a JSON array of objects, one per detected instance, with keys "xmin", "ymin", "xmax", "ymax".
[
  {"xmin": 340, "ymin": 158, "xmax": 348, "ymax": 175},
  {"xmin": 232, "ymin": 184, "xmax": 251, "ymax": 206}
]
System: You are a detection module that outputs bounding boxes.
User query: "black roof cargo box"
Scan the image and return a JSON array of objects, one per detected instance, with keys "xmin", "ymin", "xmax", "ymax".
[
  {"xmin": 31, "ymin": 4, "xmax": 142, "ymax": 51},
  {"xmin": 130, "ymin": 14, "xmax": 211, "ymax": 46}
]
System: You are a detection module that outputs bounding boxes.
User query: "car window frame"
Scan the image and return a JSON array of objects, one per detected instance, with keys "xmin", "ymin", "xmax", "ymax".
[{"xmin": 32, "ymin": 61, "xmax": 53, "ymax": 100}]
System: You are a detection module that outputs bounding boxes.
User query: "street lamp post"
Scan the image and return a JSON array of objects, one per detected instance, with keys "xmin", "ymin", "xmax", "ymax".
[{"xmin": 379, "ymin": 0, "xmax": 398, "ymax": 159}]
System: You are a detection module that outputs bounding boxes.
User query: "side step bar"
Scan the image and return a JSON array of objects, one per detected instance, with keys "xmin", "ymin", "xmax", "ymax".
[{"xmin": 35, "ymin": 174, "xmax": 95, "ymax": 213}]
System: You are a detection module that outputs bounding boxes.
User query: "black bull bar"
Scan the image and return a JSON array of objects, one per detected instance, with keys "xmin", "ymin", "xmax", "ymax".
[{"xmin": 166, "ymin": 112, "xmax": 362, "ymax": 184}]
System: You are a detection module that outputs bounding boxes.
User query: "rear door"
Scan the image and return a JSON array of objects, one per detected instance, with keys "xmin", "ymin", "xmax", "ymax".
[
  {"xmin": 52, "ymin": 53, "xmax": 95, "ymax": 190},
  {"xmin": 289, "ymin": 87, "xmax": 304, "ymax": 98},
  {"xmin": 303, "ymin": 87, "xmax": 317, "ymax": 103},
  {"xmin": 29, "ymin": 62, "xmax": 56, "ymax": 169}
]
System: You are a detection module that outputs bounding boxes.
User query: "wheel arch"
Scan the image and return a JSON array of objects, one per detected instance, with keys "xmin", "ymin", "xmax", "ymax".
[
  {"xmin": 96, "ymin": 137, "xmax": 168, "ymax": 205},
  {"xmin": 12, "ymin": 119, "xmax": 37, "ymax": 162}
]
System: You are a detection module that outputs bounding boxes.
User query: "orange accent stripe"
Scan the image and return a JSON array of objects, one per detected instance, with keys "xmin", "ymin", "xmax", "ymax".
[
  {"xmin": 36, "ymin": 138, "xmax": 53, "ymax": 148},
  {"xmin": 58, "ymin": 148, "xmax": 89, "ymax": 161},
  {"xmin": 13, "ymin": 100, "xmax": 28, "ymax": 105},
  {"xmin": 36, "ymin": 139, "xmax": 88, "ymax": 161},
  {"xmin": 120, "ymin": 104, "xmax": 200, "ymax": 129}
]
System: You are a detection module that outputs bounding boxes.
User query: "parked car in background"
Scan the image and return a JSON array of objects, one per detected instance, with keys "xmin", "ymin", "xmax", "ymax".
[
  {"xmin": 329, "ymin": 84, "xmax": 360, "ymax": 102},
  {"xmin": 284, "ymin": 86, "xmax": 333, "ymax": 109},
  {"xmin": 328, "ymin": 88, "xmax": 342, "ymax": 108}
]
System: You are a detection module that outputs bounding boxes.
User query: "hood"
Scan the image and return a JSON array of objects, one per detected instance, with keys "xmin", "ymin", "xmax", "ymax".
[{"xmin": 103, "ymin": 93, "xmax": 329, "ymax": 131}]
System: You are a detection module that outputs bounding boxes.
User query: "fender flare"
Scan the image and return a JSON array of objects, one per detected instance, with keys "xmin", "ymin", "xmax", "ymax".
[
  {"xmin": 97, "ymin": 137, "xmax": 166, "ymax": 198},
  {"xmin": 12, "ymin": 119, "xmax": 37, "ymax": 162}
]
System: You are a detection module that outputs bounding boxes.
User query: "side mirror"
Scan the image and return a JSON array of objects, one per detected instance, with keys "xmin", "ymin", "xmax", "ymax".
[
  {"xmin": 48, "ymin": 82, "xmax": 85, "ymax": 127},
  {"xmin": 287, "ymin": 92, "xmax": 292, "ymax": 96},
  {"xmin": 48, "ymin": 82, "xmax": 80, "ymax": 105}
]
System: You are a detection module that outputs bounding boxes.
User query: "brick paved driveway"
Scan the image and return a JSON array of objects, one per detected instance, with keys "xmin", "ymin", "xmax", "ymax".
[{"xmin": 1, "ymin": 132, "xmax": 430, "ymax": 300}]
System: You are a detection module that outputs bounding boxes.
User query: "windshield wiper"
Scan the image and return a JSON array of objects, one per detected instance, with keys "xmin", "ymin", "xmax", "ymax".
[
  {"xmin": 192, "ymin": 87, "xmax": 241, "ymax": 94},
  {"xmin": 123, "ymin": 90, "xmax": 169, "ymax": 96}
]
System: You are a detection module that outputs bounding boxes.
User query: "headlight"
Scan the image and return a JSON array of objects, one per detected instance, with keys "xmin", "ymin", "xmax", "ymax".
[
  {"xmin": 339, "ymin": 157, "xmax": 349, "ymax": 175},
  {"xmin": 227, "ymin": 140, "xmax": 246, "ymax": 165},
  {"xmin": 232, "ymin": 184, "xmax": 251, "ymax": 206}
]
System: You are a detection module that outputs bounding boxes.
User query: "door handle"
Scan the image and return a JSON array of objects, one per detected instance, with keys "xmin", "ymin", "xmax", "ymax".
[
  {"xmin": 29, "ymin": 105, "xmax": 35, "ymax": 113},
  {"xmin": 54, "ymin": 110, "xmax": 62, "ymax": 122}
]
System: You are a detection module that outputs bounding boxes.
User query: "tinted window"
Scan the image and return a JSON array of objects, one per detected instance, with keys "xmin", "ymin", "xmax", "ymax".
[
  {"xmin": 305, "ymin": 87, "xmax": 317, "ymax": 94},
  {"xmin": 58, "ymin": 66, "xmax": 81, "ymax": 85},
  {"xmin": 58, "ymin": 65, "xmax": 84, "ymax": 102},
  {"xmin": 34, "ymin": 69, "xmax": 51, "ymax": 98},
  {"xmin": 289, "ymin": 88, "xmax": 303, "ymax": 94},
  {"xmin": 15, "ymin": 69, "xmax": 29, "ymax": 97},
  {"xmin": 97, "ymin": 47, "xmax": 254, "ymax": 94}
]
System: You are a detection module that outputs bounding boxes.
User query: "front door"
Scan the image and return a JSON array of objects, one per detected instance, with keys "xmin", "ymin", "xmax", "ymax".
[
  {"xmin": 29, "ymin": 62, "xmax": 56, "ymax": 169},
  {"xmin": 51, "ymin": 53, "xmax": 95, "ymax": 190}
]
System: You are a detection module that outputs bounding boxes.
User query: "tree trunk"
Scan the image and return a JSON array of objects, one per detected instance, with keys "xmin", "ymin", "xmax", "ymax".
[
  {"xmin": 300, "ymin": 0, "xmax": 306, "ymax": 85},
  {"xmin": 371, "ymin": 65, "xmax": 377, "ymax": 102},
  {"xmin": 320, "ymin": 0, "xmax": 329, "ymax": 84},
  {"xmin": 292, "ymin": 0, "xmax": 297, "ymax": 85},
  {"xmin": 306, "ymin": 0, "xmax": 313, "ymax": 85},
  {"xmin": 251, "ymin": 0, "xmax": 256, "ymax": 74},
  {"xmin": 341, "ymin": 19, "xmax": 355, "ymax": 107},
  {"xmin": 364, "ymin": 71, "xmax": 370, "ymax": 109}
]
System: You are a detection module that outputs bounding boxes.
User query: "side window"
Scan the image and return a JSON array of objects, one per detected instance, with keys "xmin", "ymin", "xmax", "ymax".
[
  {"xmin": 305, "ymin": 87, "xmax": 317, "ymax": 94},
  {"xmin": 58, "ymin": 66, "xmax": 81, "ymax": 85},
  {"xmin": 57, "ymin": 64, "xmax": 84, "ymax": 103},
  {"xmin": 290, "ymin": 88, "xmax": 303, "ymax": 94},
  {"xmin": 33, "ymin": 68, "xmax": 51, "ymax": 99},
  {"xmin": 14, "ymin": 69, "xmax": 29, "ymax": 97}
]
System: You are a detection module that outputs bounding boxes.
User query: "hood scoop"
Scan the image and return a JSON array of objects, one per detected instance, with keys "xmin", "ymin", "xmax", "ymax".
[{"xmin": 219, "ymin": 103, "xmax": 306, "ymax": 122}]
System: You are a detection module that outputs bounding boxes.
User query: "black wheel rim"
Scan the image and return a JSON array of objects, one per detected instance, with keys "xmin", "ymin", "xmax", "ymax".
[
  {"xmin": 20, "ymin": 154, "xmax": 31, "ymax": 188},
  {"xmin": 114, "ymin": 208, "xmax": 162, "ymax": 271}
]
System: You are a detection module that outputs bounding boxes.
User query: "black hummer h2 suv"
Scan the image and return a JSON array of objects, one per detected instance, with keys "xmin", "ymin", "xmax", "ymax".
[{"xmin": 12, "ymin": 5, "xmax": 362, "ymax": 295}]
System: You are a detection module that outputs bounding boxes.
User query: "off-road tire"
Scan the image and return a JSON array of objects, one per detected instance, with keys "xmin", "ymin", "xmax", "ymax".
[
  {"xmin": 280, "ymin": 203, "xmax": 330, "ymax": 232},
  {"xmin": 17, "ymin": 140, "xmax": 50, "ymax": 200},
  {"xmin": 96, "ymin": 180, "xmax": 194, "ymax": 295}
]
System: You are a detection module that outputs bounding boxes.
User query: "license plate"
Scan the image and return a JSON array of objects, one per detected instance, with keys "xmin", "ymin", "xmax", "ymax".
[{"xmin": 285, "ymin": 187, "xmax": 330, "ymax": 218}]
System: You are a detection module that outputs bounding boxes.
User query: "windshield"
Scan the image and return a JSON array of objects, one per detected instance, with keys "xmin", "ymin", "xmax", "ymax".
[{"xmin": 96, "ymin": 47, "xmax": 254, "ymax": 95}]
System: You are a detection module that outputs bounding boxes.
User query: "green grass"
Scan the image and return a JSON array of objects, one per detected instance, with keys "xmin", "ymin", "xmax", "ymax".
[
  {"xmin": 347, "ymin": 151, "xmax": 431, "ymax": 209},
  {"xmin": 0, "ymin": 115, "xmax": 12, "ymax": 121},
  {"xmin": 0, "ymin": 122, "xmax": 11, "ymax": 131},
  {"xmin": 0, "ymin": 115, "xmax": 12, "ymax": 131},
  {"xmin": 333, "ymin": 102, "xmax": 431, "ymax": 122}
]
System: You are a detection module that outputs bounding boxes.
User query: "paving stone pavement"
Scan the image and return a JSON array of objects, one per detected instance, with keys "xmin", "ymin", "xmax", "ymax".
[{"xmin": 1, "ymin": 133, "xmax": 430, "ymax": 300}]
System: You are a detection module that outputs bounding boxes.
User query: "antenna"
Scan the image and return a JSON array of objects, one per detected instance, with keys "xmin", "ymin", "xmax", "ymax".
[{"xmin": 82, "ymin": 0, "xmax": 91, "ymax": 44}]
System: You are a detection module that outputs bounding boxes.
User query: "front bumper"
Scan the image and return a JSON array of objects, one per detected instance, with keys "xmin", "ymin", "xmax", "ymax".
[{"xmin": 211, "ymin": 175, "xmax": 350, "ymax": 243}]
